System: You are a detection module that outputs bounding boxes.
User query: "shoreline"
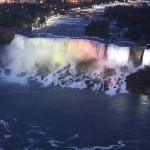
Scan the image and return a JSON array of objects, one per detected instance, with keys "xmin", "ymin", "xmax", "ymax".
[{"xmin": 0, "ymin": 27, "xmax": 31, "ymax": 45}]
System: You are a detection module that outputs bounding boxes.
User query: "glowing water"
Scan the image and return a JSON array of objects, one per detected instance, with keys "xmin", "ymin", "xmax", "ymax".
[
  {"xmin": 67, "ymin": 39, "xmax": 106, "ymax": 60},
  {"xmin": 142, "ymin": 49, "xmax": 150, "ymax": 66},
  {"xmin": 107, "ymin": 44, "xmax": 130, "ymax": 66},
  {"xmin": 0, "ymin": 35, "xmax": 131, "ymax": 93},
  {"xmin": 6, "ymin": 34, "xmax": 106, "ymax": 63}
]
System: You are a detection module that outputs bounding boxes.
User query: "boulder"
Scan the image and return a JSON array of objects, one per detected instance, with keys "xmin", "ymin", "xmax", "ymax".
[
  {"xmin": 4, "ymin": 68, "xmax": 11, "ymax": 76},
  {"xmin": 126, "ymin": 66, "xmax": 150, "ymax": 94},
  {"xmin": 103, "ymin": 68, "xmax": 116, "ymax": 79}
]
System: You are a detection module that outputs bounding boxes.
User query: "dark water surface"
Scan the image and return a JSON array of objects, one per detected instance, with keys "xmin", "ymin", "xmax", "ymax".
[{"xmin": 0, "ymin": 83, "xmax": 150, "ymax": 149}]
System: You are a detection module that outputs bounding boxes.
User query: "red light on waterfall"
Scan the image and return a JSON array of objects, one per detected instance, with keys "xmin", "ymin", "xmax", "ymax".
[{"xmin": 110, "ymin": 77, "xmax": 116, "ymax": 83}]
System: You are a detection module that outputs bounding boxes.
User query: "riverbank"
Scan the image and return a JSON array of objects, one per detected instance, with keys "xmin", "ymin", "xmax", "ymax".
[{"xmin": 0, "ymin": 27, "xmax": 31, "ymax": 44}]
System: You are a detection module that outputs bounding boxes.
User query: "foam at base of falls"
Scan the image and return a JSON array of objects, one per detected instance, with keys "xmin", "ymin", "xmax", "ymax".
[{"xmin": 0, "ymin": 59, "xmax": 129, "ymax": 94}]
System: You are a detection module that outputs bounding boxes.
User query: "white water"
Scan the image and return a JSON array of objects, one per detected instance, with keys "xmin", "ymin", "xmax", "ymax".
[
  {"xmin": 4, "ymin": 34, "xmax": 106, "ymax": 63},
  {"xmin": 0, "ymin": 35, "xmax": 132, "ymax": 93},
  {"xmin": 107, "ymin": 44, "xmax": 130, "ymax": 66},
  {"xmin": 2, "ymin": 34, "xmax": 131, "ymax": 68},
  {"xmin": 142, "ymin": 49, "xmax": 150, "ymax": 66}
]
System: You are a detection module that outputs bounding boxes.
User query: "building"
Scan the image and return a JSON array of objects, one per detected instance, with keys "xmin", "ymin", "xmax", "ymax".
[
  {"xmin": 19, "ymin": 0, "xmax": 37, "ymax": 3},
  {"xmin": 0, "ymin": 0, "xmax": 13, "ymax": 3},
  {"xmin": 62, "ymin": 0, "xmax": 93, "ymax": 3},
  {"xmin": 0, "ymin": 0, "xmax": 38, "ymax": 3}
]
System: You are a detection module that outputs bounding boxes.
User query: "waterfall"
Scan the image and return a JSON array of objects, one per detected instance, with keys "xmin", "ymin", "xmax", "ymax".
[
  {"xmin": 9, "ymin": 34, "xmax": 106, "ymax": 62},
  {"xmin": 7, "ymin": 35, "xmax": 132, "ymax": 66},
  {"xmin": 67, "ymin": 39, "xmax": 106, "ymax": 60},
  {"xmin": 142, "ymin": 49, "xmax": 150, "ymax": 66},
  {"xmin": 8, "ymin": 35, "xmax": 131, "ymax": 66},
  {"xmin": 1, "ymin": 35, "xmax": 132, "ymax": 76},
  {"xmin": 0, "ymin": 35, "xmax": 132, "ymax": 93},
  {"xmin": 0, "ymin": 35, "xmax": 107, "ymax": 79},
  {"xmin": 107, "ymin": 44, "xmax": 130, "ymax": 66}
]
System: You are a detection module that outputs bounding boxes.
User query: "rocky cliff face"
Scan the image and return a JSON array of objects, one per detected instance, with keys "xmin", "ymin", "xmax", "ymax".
[
  {"xmin": 129, "ymin": 46, "xmax": 146, "ymax": 66},
  {"xmin": 0, "ymin": 33, "xmax": 15, "ymax": 44},
  {"xmin": 126, "ymin": 66, "xmax": 150, "ymax": 94},
  {"xmin": 0, "ymin": 27, "xmax": 31, "ymax": 44}
]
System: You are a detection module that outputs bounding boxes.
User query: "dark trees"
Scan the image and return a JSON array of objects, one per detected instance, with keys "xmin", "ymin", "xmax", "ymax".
[
  {"xmin": 0, "ymin": 3, "xmax": 52, "ymax": 28},
  {"xmin": 104, "ymin": 6, "xmax": 150, "ymax": 27},
  {"xmin": 104, "ymin": 5, "xmax": 150, "ymax": 44},
  {"xmin": 85, "ymin": 20, "xmax": 109, "ymax": 38}
]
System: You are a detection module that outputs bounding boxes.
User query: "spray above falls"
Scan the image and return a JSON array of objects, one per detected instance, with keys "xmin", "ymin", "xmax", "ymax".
[{"xmin": 0, "ymin": 34, "xmax": 148, "ymax": 93}]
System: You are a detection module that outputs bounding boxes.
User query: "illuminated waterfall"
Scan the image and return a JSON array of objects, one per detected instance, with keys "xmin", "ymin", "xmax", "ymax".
[
  {"xmin": 8, "ymin": 34, "xmax": 106, "ymax": 63},
  {"xmin": 1, "ymin": 34, "xmax": 149, "ymax": 94},
  {"xmin": 107, "ymin": 44, "xmax": 130, "ymax": 66},
  {"xmin": 142, "ymin": 49, "xmax": 150, "ymax": 66},
  {"xmin": 1, "ymin": 35, "xmax": 132, "ymax": 75},
  {"xmin": 67, "ymin": 39, "xmax": 106, "ymax": 60},
  {"xmin": 0, "ymin": 35, "xmax": 107, "ymax": 78},
  {"xmin": 7, "ymin": 35, "xmax": 131, "ymax": 66},
  {"xmin": 0, "ymin": 35, "xmax": 131, "ymax": 93}
]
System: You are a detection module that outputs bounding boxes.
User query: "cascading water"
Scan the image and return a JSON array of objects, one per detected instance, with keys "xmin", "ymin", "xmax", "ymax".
[
  {"xmin": 0, "ymin": 35, "xmax": 132, "ymax": 93},
  {"xmin": 142, "ymin": 49, "xmax": 150, "ymax": 66},
  {"xmin": 107, "ymin": 44, "xmax": 130, "ymax": 66},
  {"xmin": 67, "ymin": 39, "xmax": 106, "ymax": 60}
]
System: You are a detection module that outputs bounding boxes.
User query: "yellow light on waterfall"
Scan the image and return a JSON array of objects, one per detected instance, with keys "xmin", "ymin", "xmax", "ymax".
[{"xmin": 52, "ymin": 52, "xmax": 66, "ymax": 65}]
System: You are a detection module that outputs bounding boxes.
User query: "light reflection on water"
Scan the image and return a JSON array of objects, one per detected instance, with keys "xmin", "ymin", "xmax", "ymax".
[
  {"xmin": 138, "ymin": 94, "xmax": 150, "ymax": 122},
  {"xmin": 140, "ymin": 94, "xmax": 150, "ymax": 105}
]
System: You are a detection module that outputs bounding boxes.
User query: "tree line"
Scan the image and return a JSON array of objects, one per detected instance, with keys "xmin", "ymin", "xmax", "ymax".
[
  {"xmin": 104, "ymin": 5, "xmax": 150, "ymax": 44},
  {"xmin": 85, "ymin": 20, "xmax": 109, "ymax": 38},
  {"xmin": 0, "ymin": 3, "xmax": 60, "ymax": 28}
]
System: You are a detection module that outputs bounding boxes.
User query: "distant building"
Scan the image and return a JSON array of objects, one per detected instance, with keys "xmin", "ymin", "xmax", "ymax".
[
  {"xmin": 0, "ymin": 0, "xmax": 91, "ymax": 3},
  {"xmin": 62, "ymin": 0, "xmax": 93, "ymax": 3},
  {"xmin": 0, "ymin": 0, "xmax": 12, "ymax": 3},
  {"xmin": 133, "ymin": 2, "xmax": 150, "ymax": 7},
  {"xmin": 19, "ymin": 0, "xmax": 37, "ymax": 3},
  {"xmin": 0, "ymin": 0, "xmax": 41, "ymax": 3},
  {"xmin": 0, "ymin": 0, "xmax": 16, "ymax": 3}
]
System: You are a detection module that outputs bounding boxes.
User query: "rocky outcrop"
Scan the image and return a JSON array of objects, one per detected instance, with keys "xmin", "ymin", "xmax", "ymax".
[
  {"xmin": 4, "ymin": 68, "xmax": 11, "ymax": 76},
  {"xmin": 129, "ymin": 46, "xmax": 146, "ymax": 66},
  {"xmin": 126, "ymin": 66, "xmax": 150, "ymax": 94},
  {"xmin": 103, "ymin": 68, "xmax": 116, "ymax": 78},
  {"xmin": 0, "ymin": 32, "xmax": 15, "ymax": 44},
  {"xmin": 0, "ymin": 27, "xmax": 31, "ymax": 44}
]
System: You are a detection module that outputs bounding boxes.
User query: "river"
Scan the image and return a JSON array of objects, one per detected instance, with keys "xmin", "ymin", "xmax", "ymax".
[{"xmin": 0, "ymin": 6, "xmax": 150, "ymax": 150}]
